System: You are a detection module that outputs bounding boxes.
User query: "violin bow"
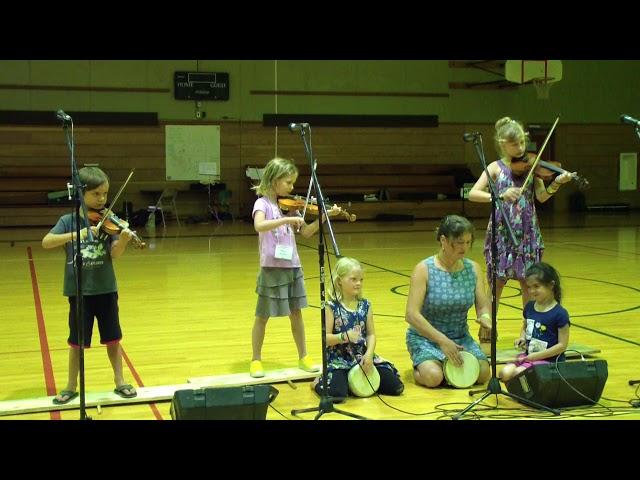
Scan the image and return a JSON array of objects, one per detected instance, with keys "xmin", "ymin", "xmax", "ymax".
[
  {"xmin": 96, "ymin": 169, "xmax": 135, "ymax": 231},
  {"xmin": 301, "ymin": 159, "xmax": 317, "ymax": 219},
  {"xmin": 521, "ymin": 116, "xmax": 560, "ymax": 191}
]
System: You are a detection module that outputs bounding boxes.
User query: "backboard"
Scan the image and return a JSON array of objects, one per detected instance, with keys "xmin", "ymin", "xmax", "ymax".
[{"xmin": 505, "ymin": 60, "xmax": 563, "ymax": 84}]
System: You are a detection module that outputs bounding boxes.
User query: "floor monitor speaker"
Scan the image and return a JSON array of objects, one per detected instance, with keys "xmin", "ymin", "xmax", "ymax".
[
  {"xmin": 170, "ymin": 384, "xmax": 278, "ymax": 420},
  {"xmin": 505, "ymin": 360, "xmax": 608, "ymax": 408}
]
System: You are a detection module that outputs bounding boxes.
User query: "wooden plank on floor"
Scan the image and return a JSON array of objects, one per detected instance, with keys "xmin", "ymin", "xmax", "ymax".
[
  {"xmin": 0, "ymin": 367, "xmax": 321, "ymax": 417},
  {"xmin": 188, "ymin": 366, "xmax": 320, "ymax": 387},
  {"xmin": 496, "ymin": 343, "xmax": 600, "ymax": 364},
  {"xmin": 0, "ymin": 383, "xmax": 195, "ymax": 417}
]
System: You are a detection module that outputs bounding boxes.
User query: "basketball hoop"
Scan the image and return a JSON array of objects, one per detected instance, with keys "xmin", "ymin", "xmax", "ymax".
[{"xmin": 533, "ymin": 77, "xmax": 554, "ymax": 100}]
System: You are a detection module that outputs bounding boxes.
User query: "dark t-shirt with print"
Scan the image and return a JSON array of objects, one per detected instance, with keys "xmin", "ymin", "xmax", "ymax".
[
  {"xmin": 523, "ymin": 301, "xmax": 570, "ymax": 362},
  {"xmin": 50, "ymin": 213, "xmax": 118, "ymax": 296}
]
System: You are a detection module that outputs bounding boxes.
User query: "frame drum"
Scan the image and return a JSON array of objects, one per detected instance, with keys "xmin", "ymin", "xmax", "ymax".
[
  {"xmin": 348, "ymin": 363, "xmax": 381, "ymax": 397},
  {"xmin": 443, "ymin": 351, "xmax": 480, "ymax": 388}
]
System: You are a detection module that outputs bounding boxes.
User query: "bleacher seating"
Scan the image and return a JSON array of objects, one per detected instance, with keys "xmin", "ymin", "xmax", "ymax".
[{"xmin": 245, "ymin": 163, "xmax": 489, "ymax": 221}]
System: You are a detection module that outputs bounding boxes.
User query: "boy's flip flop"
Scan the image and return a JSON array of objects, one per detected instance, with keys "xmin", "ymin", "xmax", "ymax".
[
  {"xmin": 114, "ymin": 384, "xmax": 137, "ymax": 398},
  {"xmin": 52, "ymin": 390, "xmax": 79, "ymax": 405}
]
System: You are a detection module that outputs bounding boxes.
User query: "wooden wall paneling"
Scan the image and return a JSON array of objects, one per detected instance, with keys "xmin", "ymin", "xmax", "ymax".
[{"xmin": 1, "ymin": 123, "xmax": 639, "ymax": 227}]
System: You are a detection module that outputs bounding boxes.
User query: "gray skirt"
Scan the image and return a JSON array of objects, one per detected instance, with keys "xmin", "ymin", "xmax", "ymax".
[{"xmin": 255, "ymin": 267, "xmax": 308, "ymax": 318}]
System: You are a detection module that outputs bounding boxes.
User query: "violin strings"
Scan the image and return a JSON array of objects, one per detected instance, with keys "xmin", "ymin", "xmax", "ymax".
[{"xmin": 521, "ymin": 116, "xmax": 560, "ymax": 191}]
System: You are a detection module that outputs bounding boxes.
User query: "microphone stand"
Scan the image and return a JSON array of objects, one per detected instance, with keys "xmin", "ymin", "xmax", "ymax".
[
  {"xmin": 628, "ymin": 125, "xmax": 640, "ymax": 387},
  {"xmin": 289, "ymin": 124, "xmax": 367, "ymax": 420},
  {"xmin": 61, "ymin": 113, "xmax": 93, "ymax": 420},
  {"xmin": 454, "ymin": 133, "xmax": 559, "ymax": 419}
]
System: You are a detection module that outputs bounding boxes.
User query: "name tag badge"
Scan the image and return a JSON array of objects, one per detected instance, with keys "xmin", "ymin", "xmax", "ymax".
[
  {"xmin": 275, "ymin": 244, "xmax": 293, "ymax": 260},
  {"xmin": 528, "ymin": 338, "xmax": 548, "ymax": 353}
]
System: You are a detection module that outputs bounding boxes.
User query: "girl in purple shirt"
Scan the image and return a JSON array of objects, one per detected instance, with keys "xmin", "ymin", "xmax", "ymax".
[{"xmin": 250, "ymin": 157, "xmax": 339, "ymax": 378}]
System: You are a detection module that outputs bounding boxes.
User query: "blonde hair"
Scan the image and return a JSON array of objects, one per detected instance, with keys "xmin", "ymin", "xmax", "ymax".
[
  {"xmin": 494, "ymin": 116, "xmax": 528, "ymax": 157},
  {"xmin": 252, "ymin": 157, "xmax": 298, "ymax": 196},
  {"xmin": 328, "ymin": 257, "xmax": 363, "ymax": 303}
]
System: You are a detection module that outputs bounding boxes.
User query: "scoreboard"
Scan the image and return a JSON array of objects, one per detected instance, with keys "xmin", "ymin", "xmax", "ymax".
[{"xmin": 174, "ymin": 72, "xmax": 229, "ymax": 101}]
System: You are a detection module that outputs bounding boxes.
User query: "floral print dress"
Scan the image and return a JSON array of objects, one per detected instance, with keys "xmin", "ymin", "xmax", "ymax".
[
  {"xmin": 322, "ymin": 299, "xmax": 399, "ymax": 383},
  {"xmin": 484, "ymin": 160, "xmax": 544, "ymax": 283}
]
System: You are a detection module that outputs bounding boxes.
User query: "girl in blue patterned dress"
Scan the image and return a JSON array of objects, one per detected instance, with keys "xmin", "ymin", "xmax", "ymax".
[
  {"xmin": 468, "ymin": 117, "xmax": 574, "ymax": 347},
  {"xmin": 313, "ymin": 257, "xmax": 404, "ymax": 399},
  {"xmin": 405, "ymin": 215, "xmax": 492, "ymax": 388}
]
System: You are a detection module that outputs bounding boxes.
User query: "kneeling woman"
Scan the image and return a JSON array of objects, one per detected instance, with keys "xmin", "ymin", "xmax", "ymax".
[{"xmin": 405, "ymin": 215, "xmax": 492, "ymax": 388}]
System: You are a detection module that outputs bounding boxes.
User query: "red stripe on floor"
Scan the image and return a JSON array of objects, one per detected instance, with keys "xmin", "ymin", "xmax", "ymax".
[
  {"xmin": 27, "ymin": 246, "xmax": 61, "ymax": 420},
  {"xmin": 121, "ymin": 348, "xmax": 164, "ymax": 420}
]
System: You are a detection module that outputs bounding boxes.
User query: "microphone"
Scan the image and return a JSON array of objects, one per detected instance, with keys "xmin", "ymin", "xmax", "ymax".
[
  {"xmin": 463, "ymin": 131, "xmax": 481, "ymax": 142},
  {"xmin": 56, "ymin": 109, "xmax": 72, "ymax": 122},
  {"xmin": 620, "ymin": 114, "xmax": 640, "ymax": 127},
  {"xmin": 289, "ymin": 122, "xmax": 309, "ymax": 132}
]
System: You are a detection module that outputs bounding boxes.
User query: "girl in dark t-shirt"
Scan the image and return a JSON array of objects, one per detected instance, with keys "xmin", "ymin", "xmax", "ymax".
[{"xmin": 500, "ymin": 262, "xmax": 570, "ymax": 383}]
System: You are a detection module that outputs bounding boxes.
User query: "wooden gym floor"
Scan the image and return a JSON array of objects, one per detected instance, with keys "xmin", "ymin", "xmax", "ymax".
[{"xmin": 1, "ymin": 210, "xmax": 639, "ymax": 420}]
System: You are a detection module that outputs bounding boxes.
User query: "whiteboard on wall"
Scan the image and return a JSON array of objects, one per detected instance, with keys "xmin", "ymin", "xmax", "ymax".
[
  {"xmin": 619, "ymin": 152, "xmax": 638, "ymax": 191},
  {"xmin": 165, "ymin": 125, "xmax": 220, "ymax": 182}
]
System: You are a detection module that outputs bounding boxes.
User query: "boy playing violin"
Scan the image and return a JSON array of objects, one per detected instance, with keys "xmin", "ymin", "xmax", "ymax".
[{"xmin": 42, "ymin": 166, "xmax": 137, "ymax": 404}]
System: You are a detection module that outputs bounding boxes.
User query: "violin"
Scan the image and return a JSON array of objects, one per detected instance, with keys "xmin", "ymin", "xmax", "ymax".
[
  {"xmin": 278, "ymin": 196, "xmax": 357, "ymax": 222},
  {"xmin": 510, "ymin": 152, "xmax": 590, "ymax": 190},
  {"xmin": 87, "ymin": 208, "xmax": 146, "ymax": 249}
]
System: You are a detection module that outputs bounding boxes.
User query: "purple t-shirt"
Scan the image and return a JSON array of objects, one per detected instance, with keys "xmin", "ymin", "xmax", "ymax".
[{"xmin": 252, "ymin": 196, "xmax": 301, "ymax": 268}]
